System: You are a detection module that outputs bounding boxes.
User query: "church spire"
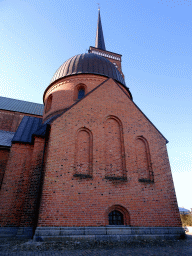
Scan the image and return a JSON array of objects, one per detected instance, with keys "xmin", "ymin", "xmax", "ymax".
[{"xmin": 95, "ymin": 8, "xmax": 106, "ymax": 51}]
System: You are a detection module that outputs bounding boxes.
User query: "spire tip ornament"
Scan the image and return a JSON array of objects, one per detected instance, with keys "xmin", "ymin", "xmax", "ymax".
[{"xmin": 95, "ymin": 7, "xmax": 106, "ymax": 51}]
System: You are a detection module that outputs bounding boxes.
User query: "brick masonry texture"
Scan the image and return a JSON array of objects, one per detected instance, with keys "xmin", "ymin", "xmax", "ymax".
[
  {"xmin": 0, "ymin": 137, "xmax": 45, "ymax": 229},
  {"xmin": 0, "ymin": 73, "xmax": 182, "ymax": 236},
  {"xmin": 0, "ymin": 148, "xmax": 10, "ymax": 188},
  {"xmin": 36, "ymin": 77, "xmax": 181, "ymax": 228},
  {"xmin": 0, "ymin": 143, "xmax": 33, "ymax": 226},
  {"xmin": 43, "ymin": 75, "xmax": 131, "ymax": 122},
  {"xmin": 0, "ymin": 109, "xmax": 42, "ymax": 191},
  {"xmin": 0, "ymin": 109, "xmax": 42, "ymax": 132}
]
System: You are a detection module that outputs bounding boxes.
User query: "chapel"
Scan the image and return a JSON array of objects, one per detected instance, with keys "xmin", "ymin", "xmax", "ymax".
[{"xmin": 0, "ymin": 10, "xmax": 183, "ymax": 241}]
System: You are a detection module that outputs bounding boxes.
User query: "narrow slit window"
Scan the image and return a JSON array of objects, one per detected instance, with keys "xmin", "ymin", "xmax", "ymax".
[{"xmin": 45, "ymin": 94, "xmax": 52, "ymax": 113}]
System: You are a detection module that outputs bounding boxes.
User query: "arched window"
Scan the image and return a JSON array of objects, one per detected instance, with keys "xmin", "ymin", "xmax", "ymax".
[
  {"xmin": 74, "ymin": 127, "xmax": 93, "ymax": 178},
  {"xmin": 78, "ymin": 87, "xmax": 85, "ymax": 100},
  {"xmin": 45, "ymin": 94, "xmax": 52, "ymax": 113},
  {"xmin": 104, "ymin": 116, "xmax": 126, "ymax": 180},
  {"xmin": 109, "ymin": 210, "xmax": 124, "ymax": 225},
  {"xmin": 106, "ymin": 205, "xmax": 130, "ymax": 226},
  {"xmin": 74, "ymin": 84, "xmax": 87, "ymax": 101},
  {"xmin": 136, "ymin": 136, "xmax": 154, "ymax": 182}
]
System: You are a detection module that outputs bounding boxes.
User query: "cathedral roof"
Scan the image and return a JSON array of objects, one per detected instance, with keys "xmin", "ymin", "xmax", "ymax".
[
  {"xmin": 12, "ymin": 116, "xmax": 46, "ymax": 144},
  {"xmin": 0, "ymin": 130, "xmax": 15, "ymax": 147},
  {"xmin": 0, "ymin": 96, "xmax": 43, "ymax": 116},
  {"xmin": 49, "ymin": 53, "xmax": 126, "ymax": 86}
]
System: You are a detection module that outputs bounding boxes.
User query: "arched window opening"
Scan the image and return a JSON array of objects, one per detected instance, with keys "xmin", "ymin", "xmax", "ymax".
[
  {"xmin": 74, "ymin": 127, "xmax": 93, "ymax": 179},
  {"xmin": 74, "ymin": 84, "xmax": 87, "ymax": 101},
  {"xmin": 106, "ymin": 205, "xmax": 130, "ymax": 226},
  {"xmin": 78, "ymin": 87, "xmax": 85, "ymax": 100},
  {"xmin": 136, "ymin": 136, "xmax": 154, "ymax": 183},
  {"xmin": 109, "ymin": 210, "xmax": 124, "ymax": 225},
  {"xmin": 104, "ymin": 116, "xmax": 126, "ymax": 180},
  {"xmin": 45, "ymin": 94, "xmax": 52, "ymax": 113}
]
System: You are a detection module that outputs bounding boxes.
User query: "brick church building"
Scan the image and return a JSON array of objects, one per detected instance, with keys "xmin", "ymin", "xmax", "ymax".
[{"xmin": 0, "ymin": 10, "xmax": 183, "ymax": 241}]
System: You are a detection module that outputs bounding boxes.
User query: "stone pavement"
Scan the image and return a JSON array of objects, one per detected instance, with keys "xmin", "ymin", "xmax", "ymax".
[{"xmin": 0, "ymin": 233, "xmax": 192, "ymax": 256}]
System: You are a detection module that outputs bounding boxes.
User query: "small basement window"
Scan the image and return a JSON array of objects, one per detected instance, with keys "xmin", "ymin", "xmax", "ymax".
[{"xmin": 108, "ymin": 210, "xmax": 124, "ymax": 225}]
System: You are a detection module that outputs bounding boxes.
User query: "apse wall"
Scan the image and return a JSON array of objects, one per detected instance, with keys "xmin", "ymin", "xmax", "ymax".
[
  {"xmin": 43, "ymin": 74, "xmax": 131, "ymax": 121},
  {"xmin": 37, "ymin": 78, "xmax": 181, "ymax": 228}
]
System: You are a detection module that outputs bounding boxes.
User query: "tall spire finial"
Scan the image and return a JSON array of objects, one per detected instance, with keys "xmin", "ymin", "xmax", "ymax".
[{"xmin": 95, "ymin": 7, "xmax": 106, "ymax": 51}]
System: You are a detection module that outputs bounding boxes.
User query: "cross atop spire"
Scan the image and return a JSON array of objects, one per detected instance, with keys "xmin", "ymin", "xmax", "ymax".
[{"xmin": 95, "ymin": 8, "xmax": 106, "ymax": 51}]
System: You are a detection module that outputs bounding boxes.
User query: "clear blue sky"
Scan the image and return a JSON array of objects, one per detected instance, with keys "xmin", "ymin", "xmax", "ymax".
[{"xmin": 0, "ymin": 0, "xmax": 191, "ymax": 209}]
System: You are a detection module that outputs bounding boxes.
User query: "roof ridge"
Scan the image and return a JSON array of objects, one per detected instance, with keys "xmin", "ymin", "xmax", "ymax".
[
  {"xmin": 0, "ymin": 96, "xmax": 44, "ymax": 116},
  {"xmin": 0, "ymin": 95, "xmax": 43, "ymax": 105}
]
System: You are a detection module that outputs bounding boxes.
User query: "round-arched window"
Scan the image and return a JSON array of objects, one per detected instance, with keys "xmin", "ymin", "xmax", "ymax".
[
  {"xmin": 78, "ymin": 88, "xmax": 85, "ymax": 100},
  {"xmin": 108, "ymin": 210, "xmax": 124, "ymax": 225},
  {"xmin": 45, "ymin": 94, "xmax": 52, "ymax": 113}
]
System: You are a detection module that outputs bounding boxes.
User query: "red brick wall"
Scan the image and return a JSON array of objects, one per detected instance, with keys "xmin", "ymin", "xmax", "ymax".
[
  {"xmin": 74, "ymin": 128, "xmax": 93, "ymax": 177},
  {"xmin": 0, "ymin": 76, "xmax": 181, "ymax": 229},
  {"xmin": 0, "ymin": 137, "xmax": 45, "ymax": 228},
  {"xmin": 43, "ymin": 75, "xmax": 106, "ymax": 120},
  {"xmin": 0, "ymin": 143, "xmax": 33, "ymax": 226},
  {"xmin": 43, "ymin": 75, "xmax": 131, "ymax": 122},
  {"xmin": 37, "ymin": 78, "xmax": 181, "ymax": 228},
  {"xmin": 136, "ymin": 137, "xmax": 153, "ymax": 181},
  {"xmin": 105, "ymin": 117, "xmax": 125, "ymax": 178},
  {"xmin": 0, "ymin": 109, "xmax": 42, "ymax": 132},
  {"xmin": 0, "ymin": 147, "xmax": 10, "ymax": 189},
  {"xmin": 19, "ymin": 137, "xmax": 45, "ymax": 228}
]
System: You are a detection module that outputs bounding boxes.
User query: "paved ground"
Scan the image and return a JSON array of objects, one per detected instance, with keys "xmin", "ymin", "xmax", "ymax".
[{"xmin": 0, "ymin": 233, "xmax": 192, "ymax": 256}]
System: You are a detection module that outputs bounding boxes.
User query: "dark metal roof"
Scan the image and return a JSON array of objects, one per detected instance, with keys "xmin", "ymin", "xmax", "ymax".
[
  {"xmin": 33, "ymin": 123, "xmax": 48, "ymax": 138},
  {"xmin": 49, "ymin": 53, "xmax": 126, "ymax": 86},
  {"xmin": 0, "ymin": 96, "xmax": 44, "ymax": 116},
  {"xmin": 95, "ymin": 9, "xmax": 106, "ymax": 51},
  {"xmin": 0, "ymin": 130, "xmax": 15, "ymax": 147},
  {"xmin": 12, "ymin": 116, "xmax": 45, "ymax": 144}
]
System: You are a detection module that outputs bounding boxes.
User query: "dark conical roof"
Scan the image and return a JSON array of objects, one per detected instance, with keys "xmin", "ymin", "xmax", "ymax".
[
  {"xmin": 50, "ymin": 53, "xmax": 126, "ymax": 86},
  {"xmin": 95, "ymin": 9, "xmax": 106, "ymax": 50}
]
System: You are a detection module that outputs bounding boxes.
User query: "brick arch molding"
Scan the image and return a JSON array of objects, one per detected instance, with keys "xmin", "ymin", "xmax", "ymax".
[{"xmin": 105, "ymin": 204, "xmax": 130, "ymax": 226}]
